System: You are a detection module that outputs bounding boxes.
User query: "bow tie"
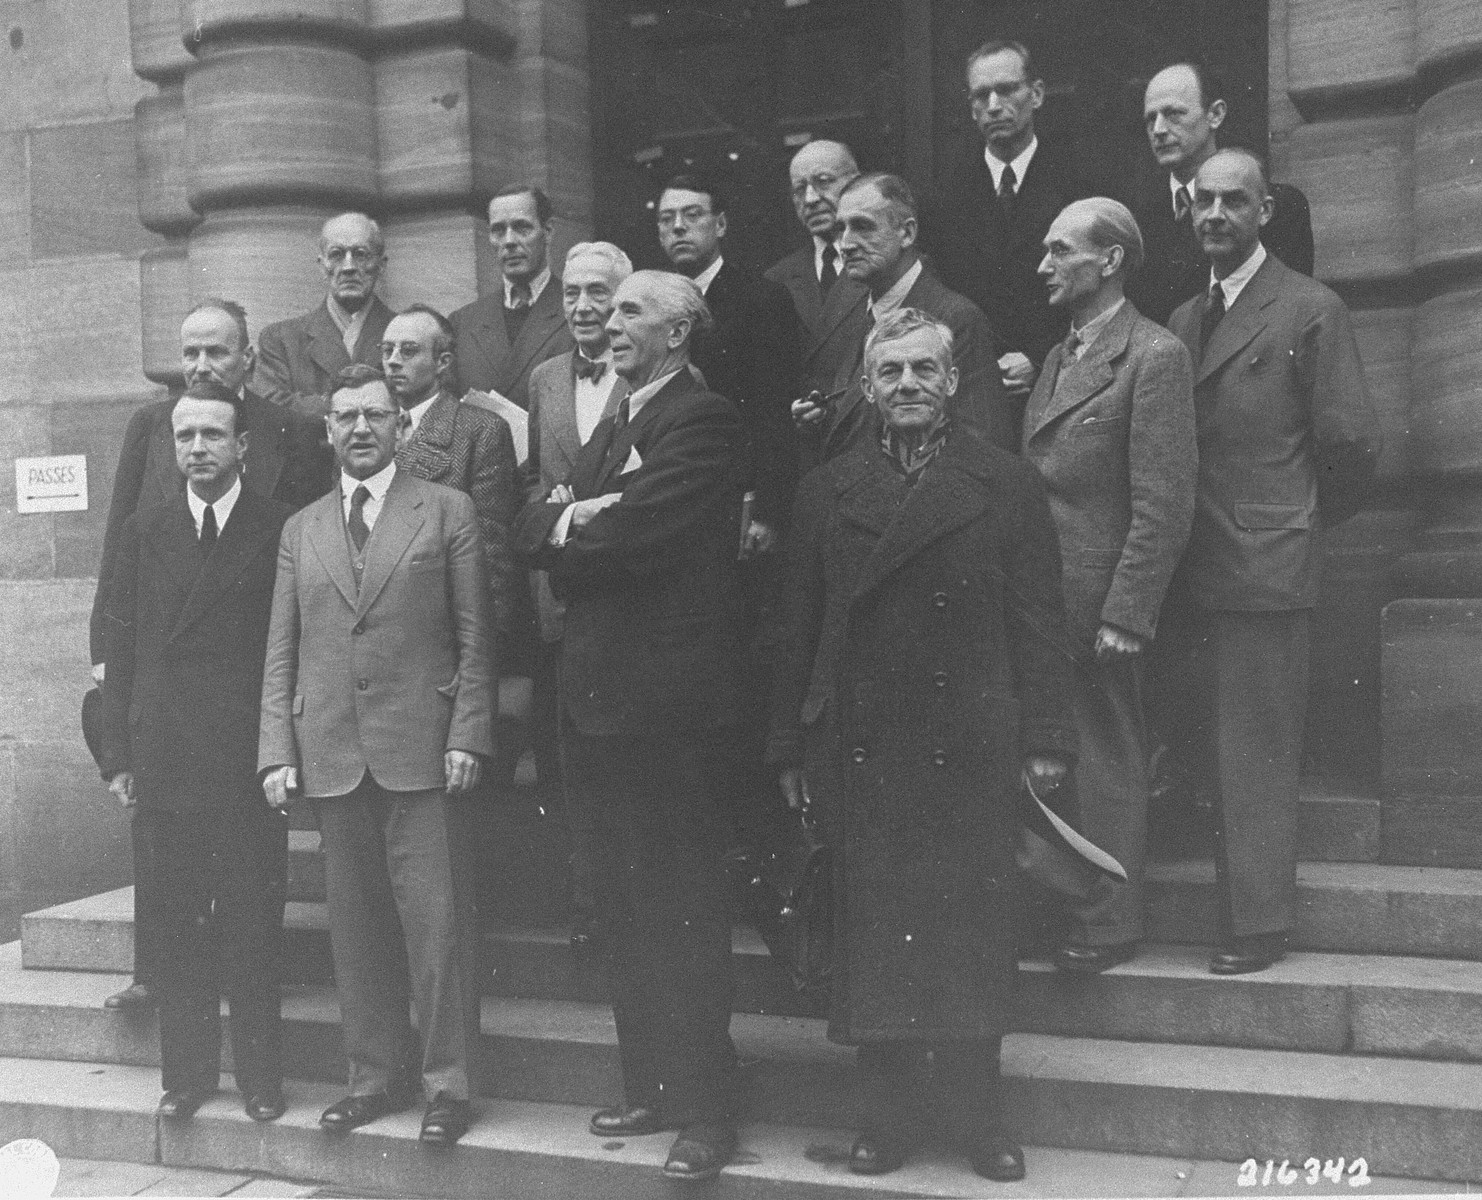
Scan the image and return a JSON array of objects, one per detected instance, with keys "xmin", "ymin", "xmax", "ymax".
[{"xmin": 575, "ymin": 356, "xmax": 607, "ymax": 383}]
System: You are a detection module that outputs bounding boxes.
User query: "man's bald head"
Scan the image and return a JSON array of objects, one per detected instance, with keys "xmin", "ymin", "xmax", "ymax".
[
  {"xmin": 789, "ymin": 139, "xmax": 861, "ymax": 239},
  {"xmin": 318, "ymin": 212, "xmax": 385, "ymax": 312},
  {"xmin": 1191, "ymin": 148, "xmax": 1273, "ymax": 275}
]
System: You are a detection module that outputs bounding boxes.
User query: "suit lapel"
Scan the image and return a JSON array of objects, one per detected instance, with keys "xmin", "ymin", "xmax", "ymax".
[
  {"xmin": 351, "ymin": 298, "xmax": 393, "ymax": 365},
  {"xmin": 504, "ymin": 282, "xmax": 565, "ymax": 393},
  {"xmin": 170, "ymin": 491, "xmax": 275, "ymax": 639},
  {"xmin": 241, "ymin": 390, "xmax": 285, "ymax": 499},
  {"xmin": 778, "ymin": 249, "xmax": 824, "ymax": 333},
  {"xmin": 543, "ymin": 355, "xmax": 582, "ymax": 475},
  {"xmin": 1028, "ymin": 305, "xmax": 1133, "ymax": 435},
  {"xmin": 814, "ymin": 273, "xmax": 868, "ymax": 354},
  {"xmin": 470, "ymin": 297, "xmax": 511, "ymax": 389},
  {"xmin": 355, "ymin": 472, "xmax": 424, "ymax": 618},
  {"xmin": 154, "ymin": 500, "xmax": 206, "ymax": 604},
  {"xmin": 305, "ymin": 491, "xmax": 359, "ymax": 611},
  {"xmin": 305, "ymin": 303, "xmax": 351, "ymax": 386},
  {"xmin": 1197, "ymin": 257, "xmax": 1279, "ymax": 384},
  {"xmin": 591, "ymin": 373, "xmax": 680, "ymax": 494},
  {"xmin": 397, "ymin": 392, "xmax": 457, "ymax": 477}
]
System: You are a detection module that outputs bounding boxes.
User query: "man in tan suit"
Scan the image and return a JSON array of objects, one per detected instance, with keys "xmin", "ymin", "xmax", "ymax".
[
  {"xmin": 259, "ymin": 374, "xmax": 494, "ymax": 1145},
  {"xmin": 1022, "ymin": 198, "xmax": 1196, "ymax": 973}
]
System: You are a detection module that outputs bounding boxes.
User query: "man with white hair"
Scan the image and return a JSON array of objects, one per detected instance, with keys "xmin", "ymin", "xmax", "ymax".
[
  {"xmin": 516, "ymin": 269, "xmax": 747, "ymax": 1183},
  {"xmin": 1022, "ymin": 197, "xmax": 1197, "ymax": 973},
  {"xmin": 254, "ymin": 212, "xmax": 397, "ymax": 419},
  {"xmin": 523, "ymin": 241, "xmax": 634, "ymax": 951}
]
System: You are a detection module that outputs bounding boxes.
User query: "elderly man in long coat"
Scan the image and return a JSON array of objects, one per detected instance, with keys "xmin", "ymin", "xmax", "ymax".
[{"xmin": 769, "ymin": 307, "xmax": 1077, "ymax": 1183}]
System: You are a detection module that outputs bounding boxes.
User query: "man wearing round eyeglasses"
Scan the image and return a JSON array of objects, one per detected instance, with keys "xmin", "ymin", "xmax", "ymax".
[
  {"xmin": 260, "ymin": 374, "xmax": 495, "ymax": 1148},
  {"xmin": 254, "ymin": 212, "xmax": 397, "ymax": 420}
]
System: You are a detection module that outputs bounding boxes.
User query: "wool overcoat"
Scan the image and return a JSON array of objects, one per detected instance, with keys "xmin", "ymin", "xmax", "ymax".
[{"xmin": 769, "ymin": 421, "xmax": 1078, "ymax": 1044}]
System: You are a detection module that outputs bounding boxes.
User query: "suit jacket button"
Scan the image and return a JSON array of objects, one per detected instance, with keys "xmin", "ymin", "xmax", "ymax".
[
  {"xmin": 933, "ymin": 671, "xmax": 948, "ymax": 687},
  {"xmin": 851, "ymin": 747, "xmax": 868, "ymax": 764},
  {"xmin": 352, "ymin": 622, "xmax": 364, "ymax": 635},
  {"xmin": 357, "ymin": 679, "xmax": 368, "ymax": 691},
  {"xmin": 932, "ymin": 592, "xmax": 948, "ymax": 608},
  {"xmin": 932, "ymin": 749, "xmax": 948, "ymax": 767}
]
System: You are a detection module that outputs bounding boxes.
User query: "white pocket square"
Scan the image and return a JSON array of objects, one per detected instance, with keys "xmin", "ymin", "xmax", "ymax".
[{"xmin": 621, "ymin": 446, "xmax": 643, "ymax": 473}]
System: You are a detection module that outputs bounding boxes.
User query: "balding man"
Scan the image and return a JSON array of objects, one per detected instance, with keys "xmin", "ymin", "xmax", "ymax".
[
  {"xmin": 1128, "ymin": 61, "xmax": 1314, "ymax": 326},
  {"xmin": 1022, "ymin": 198, "xmax": 1196, "ymax": 973},
  {"xmin": 765, "ymin": 140, "xmax": 870, "ymax": 398},
  {"xmin": 516, "ymin": 270, "xmax": 747, "ymax": 1183},
  {"xmin": 450, "ymin": 185, "xmax": 575, "ymax": 411},
  {"xmin": 1164, "ymin": 150, "xmax": 1376, "ymax": 975},
  {"xmin": 792, "ymin": 172, "xmax": 1007, "ymax": 461},
  {"xmin": 254, "ymin": 212, "xmax": 397, "ymax": 419}
]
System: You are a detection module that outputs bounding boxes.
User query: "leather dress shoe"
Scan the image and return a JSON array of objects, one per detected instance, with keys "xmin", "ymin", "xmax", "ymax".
[
  {"xmin": 1054, "ymin": 941, "xmax": 1139, "ymax": 975},
  {"xmin": 319, "ymin": 1091, "xmax": 411, "ymax": 1134},
  {"xmin": 970, "ymin": 1132, "xmax": 1027, "ymax": 1182},
  {"xmin": 849, "ymin": 1130, "xmax": 906, "ymax": 1176},
  {"xmin": 663, "ymin": 1123, "xmax": 737, "ymax": 1182},
  {"xmin": 105, "ymin": 982, "xmax": 156, "ymax": 1011},
  {"xmin": 589, "ymin": 1103, "xmax": 673, "ymax": 1137},
  {"xmin": 420, "ymin": 1094, "xmax": 472, "ymax": 1147},
  {"xmin": 157, "ymin": 1088, "xmax": 213, "ymax": 1120},
  {"xmin": 244, "ymin": 1090, "xmax": 286, "ymax": 1123},
  {"xmin": 1210, "ymin": 932, "xmax": 1288, "ymax": 976}
]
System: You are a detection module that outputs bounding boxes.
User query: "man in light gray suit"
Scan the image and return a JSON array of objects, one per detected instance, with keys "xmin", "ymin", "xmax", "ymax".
[
  {"xmin": 259, "ymin": 375, "xmax": 495, "ymax": 1145},
  {"xmin": 1022, "ymin": 198, "xmax": 1196, "ymax": 973},
  {"xmin": 523, "ymin": 241, "xmax": 632, "ymax": 951}
]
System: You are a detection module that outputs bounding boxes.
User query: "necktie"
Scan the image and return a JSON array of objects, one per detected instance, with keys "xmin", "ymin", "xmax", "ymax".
[
  {"xmin": 348, "ymin": 484, "xmax": 371, "ymax": 552},
  {"xmin": 199, "ymin": 503, "xmax": 218, "ymax": 551},
  {"xmin": 1200, "ymin": 282, "xmax": 1227, "ymax": 355},
  {"xmin": 509, "ymin": 280, "xmax": 532, "ymax": 309},
  {"xmin": 612, "ymin": 396, "xmax": 630, "ymax": 436},
  {"xmin": 1063, "ymin": 327, "xmax": 1083, "ymax": 363},
  {"xmin": 574, "ymin": 355, "xmax": 607, "ymax": 384},
  {"xmin": 998, "ymin": 164, "xmax": 1017, "ymax": 213},
  {"xmin": 819, "ymin": 243, "xmax": 838, "ymax": 293},
  {"xmin": 1174, "ymin": 185, "xmax": 1192, "ymax": 223}
]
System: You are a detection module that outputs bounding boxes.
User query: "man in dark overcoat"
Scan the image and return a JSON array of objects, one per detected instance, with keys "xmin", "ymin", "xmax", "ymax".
[{"xmin": 769, "ymin": 307, "xmax": 1077, "ymax": 1182}]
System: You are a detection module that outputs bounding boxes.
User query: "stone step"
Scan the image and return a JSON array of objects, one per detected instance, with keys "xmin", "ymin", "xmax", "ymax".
[{"xmin": 2, "ymin": 1037, "xmax": 1480, "ymax": 1187}]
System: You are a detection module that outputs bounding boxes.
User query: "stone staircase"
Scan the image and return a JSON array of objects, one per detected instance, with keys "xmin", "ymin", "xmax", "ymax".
[{"xmin": 4, "ymin": 782, "xmax": 1482, "ymax": 1196}]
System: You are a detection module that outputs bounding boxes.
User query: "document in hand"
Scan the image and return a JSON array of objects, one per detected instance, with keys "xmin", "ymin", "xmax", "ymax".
[{"xmin": 463, "ymin": 388, "xmax": 528, "ymax": 465}]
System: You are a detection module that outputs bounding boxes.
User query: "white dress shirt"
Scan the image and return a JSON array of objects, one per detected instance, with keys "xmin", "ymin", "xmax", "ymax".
[
  {"xmin": 868, "ymin": 258, "xmax": 923, "ymax": 320},
  {"xmin": 813, "ymin": 235, "xmax": 844, "ymax": 285},
  {"xmin": 984, "ymin": 135, "xmax": 1038, "ymax": 195},
  {"xmin": 573, "ymin": 350, "xmax": 618, "ymax": 444},
  {"xmin": 186, "ymin": 475, "xmax": 242, "ymax": 539},
  {"xmin": 504, "ymin": 265, "xmax": 552, "ymax": 307},
  {"xmin": 340, "ymin": 461, "xmax": 396, "ymax": 534},
  {"xmin": 692, "ymin": 255, "xmax": 724, "ymax": 296},
  {"xmin": 1212, "ymin": 242, "xmax": 1267, "ymax": 310},
  {"xmin": 326, "ymin": 296, "xmax": 370, "ymax": 357}
]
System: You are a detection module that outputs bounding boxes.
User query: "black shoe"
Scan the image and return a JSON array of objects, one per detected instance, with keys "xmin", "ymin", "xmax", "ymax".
[
  {"xmin": 319, "ymin": 1091, "xmax": 411, "ymax": 1133},
  {"xmin": 244, "ymin": 1090, "xmax": 286, "ymax": 1123},
  {"xmin": 105, "ymin": 982, "xmax": 156, "ymax": 1011},
  {"xmin": 970, "ymin": 1132, "xmax": 1026, "ymax": 1181},
  {"xmin": 1210, "ymin": 932, "xmax": 1287, "ymax": 976},
  {"xmin": 663, "ymin": 1123, "xmax": 736, "ymax": 1182},
  {"xmin": 157, "ymin": 1088, "xmax": 212, "ymax": 1120},
  {"xmin": 589, "ymin": 1103, "xmax": 673, "ymax": 1137},
  {"xmin": 849, "ymin": 1130, "xmax": 906, "ymax": 1176},
  {"xmin": 420, "ymin": 1095, "xmax": 472, "ymax": 1147},
  {"xmin": 1053, "ymin": 940, "xmax": 1139, "ymax": 975}
]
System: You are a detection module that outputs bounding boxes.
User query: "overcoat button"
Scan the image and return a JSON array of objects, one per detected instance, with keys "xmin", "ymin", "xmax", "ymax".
[
  {"xmin": 933, "ymin": 671, "xmax": 948, "ymax": 687},
  {"xmin": 932, "ymin": 749, "xmax": 948, "ymax": 767},
  {"xmin": 851, "ymin": 747, "xmax": 868, "ymax": 764},
  {"xmin": 932, "ymin": 592, "xmax": 948, "ymax": 608},
  {"xmin": 357, "ymin": 679, "xmax": 368, "ymax": 691},
  {"xmin": 352, "ymin": 622, "xmax": 364, "ymax": 634}
]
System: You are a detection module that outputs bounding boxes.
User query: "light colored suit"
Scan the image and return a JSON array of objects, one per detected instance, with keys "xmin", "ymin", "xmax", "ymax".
[
  {"xmin": 259, "ymin": 468, "xmax": 494, "ymax": 1100},
  {"xmin": 1023, "ymin": 300, "xmax": 1196, "ymax": 945}
]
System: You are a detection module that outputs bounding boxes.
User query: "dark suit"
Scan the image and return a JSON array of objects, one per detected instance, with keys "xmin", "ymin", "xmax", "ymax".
[
  {"xmin": 923, "ymin": 139, "xmax": 1094, "ymax": 369},
  {"xmin": 100, "ymin": 487, "xmax": 291, "ymax": 1098},
  {"xmin": 516, "ymin": 368, "xmax": 747, "ymax": 1125},
  {"xmin": 1127, "ymin": 174, "xmax": 1315, "ymax": 327},
  {"xmin": 819, "ymin": 265, "xmax": 1007, "ymax": 463},
  {"xmin": 254, "ymin": 297, "xmax": 396, "ymax": 420},
  {"xmin": 764, "ymin": 242, "xmax": 871, "ymax": 403},
  {"xmin": 450, "ymin": 278, "xmax": 574, "ymax": 410},
  {"xmin": 1164, "ymin": 253, "xmax": 1377, "ymax": 938},
  {"xmin": 1022, "ymin": 302, "xmax": 1196, "ymax": 945}
]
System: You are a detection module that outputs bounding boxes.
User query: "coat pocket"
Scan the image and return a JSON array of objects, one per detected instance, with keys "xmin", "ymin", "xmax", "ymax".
[
  {"xmin": 1234, "ymin": 502, "xmax": 1309, "ymax": 531},
  {"xmin": 292, "ymin": 695, "xmax": 304, "ymax": 715},
  {"xmin": 408, "ymin": 554, "xmax": 445, "ymax": 573}
]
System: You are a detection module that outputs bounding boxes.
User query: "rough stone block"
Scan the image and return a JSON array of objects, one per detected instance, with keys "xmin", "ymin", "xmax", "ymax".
[
  {"xmin": 135, "ymin": 87, "xmax": 199, "ymax": 238},
  {"xmin": 0, "ymin": 579, "xmax": 92, "ymax": 741},
  {"xmin": 1409, "ymin": 282, "xmax": 1482, "ymax": 476},
  {"xmin": 52, "ymin": 400, "xmax": 142, "ymax": 579},
  {"xmin": 0, "ymin": 408, "xmax": 57, "ymax": 580},
  {"xmin": 13, "ymin": 741, "xmax": 131, "ymax": 904},
  {"xmin": 381, "ymin": 211, "xmax": 486, "ymax": 316},
  {"xmin": 140, "ymin": 242, "xmax": 190, "ymax": 385},
  {"xmin": 1382, "ymin": 599, "xmax": 1482, "ymax": 799},
  {"xmin": 0, "ymin": 132, "xmax": 28, "ymax": 265},
  {"xmin": 1415, "ymin": 79, "xmax": 1482, "ymax": 272},
  {"xmin": 30, "ymin": 119, "xmax": 160, "ymax": 261},
  {"xmin": 1350, "ymin": 307, "xmax": 1412, "ymax": 481},
  {"xmin": 1416, "ymin": 0, "xmax": 1482, "ymax": 72},
  {"xmin": 369, "ymin": 0, "xmax": 515, "ymax": 47},
  {"xmin": 128, "ymin": 0, "xmax": 195, "ymax": 83},
  {"xmin": 1286, "ymin": 0, "xmax": 1416, "ymax": 103},
  {"xmin": 187, "ymin": 206, "xmax": 333, "ymax": 339},
  {"xmin": 0, "ymin": 0, "xmax": 150, "ymax": 133}
]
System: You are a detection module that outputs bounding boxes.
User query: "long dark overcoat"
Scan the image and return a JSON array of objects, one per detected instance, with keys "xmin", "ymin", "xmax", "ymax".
[{"xmin": 769, "ymin": 422, "xmax": 1077, "ymax": 1044}]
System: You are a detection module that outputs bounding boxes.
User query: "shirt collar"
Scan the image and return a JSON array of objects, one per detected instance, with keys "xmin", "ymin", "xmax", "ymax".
[
  {"xmin": 1212, "ymin": 242, "xmax": 1267, "ymax": 309},
  {"xmin": 1069, "ymin": 298, "xmax": 1125, "ymax": 356},
  {"xmin": 869, "ymin": 258, "xmax": 923, "ymax": 317},
  {"xmin": 405, "ymin": 389, "xmax": 443, "ymax": 433},
  {"xmin": 1169, "ymin": 171, "xmax": 1192, "ymax": 210},
  {"xmin": 341, "ymin": 460, "xmax": 396, "ymax": 503},
  {"xmin": 627, "ymin": 368, "xmax": 682, "ymax": 419},
  {"xmin": 186, "ymin": 473, "xmax": 242, "ymax": 534},
  {"xmin": 504, "ymin": 265, "xmax": 552, "ymax": 306},
  {"xmin": 983, "ymin": 135, "xmax": 1038, "ymax": 191},
  {"xmin": 326, "ymin": 295, "xmax": 369, "ymax": 333},
  {"xmin": 692, "ymin": 255, "xmax": 724, "ymax": 296}
]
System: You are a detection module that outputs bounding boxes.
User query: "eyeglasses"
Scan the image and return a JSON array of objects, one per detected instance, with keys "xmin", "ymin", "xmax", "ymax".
[
  {"xmin": 322, "ymin": 246, "xmax": 381, "ymax": 265},
  {"xmin": 656, "ymin": 205, "xmax": 714, "ymax": 228},
  {"xmin": 790, "ymin": 173, "xmax": 839, "ymax": 200},
  {"xmin": 380, "ymin": 341, "xmax": 429, "ymax": 359},
  {"xmin": 328, "ymin": 407, "xmax": 399, "ymax": 429}
]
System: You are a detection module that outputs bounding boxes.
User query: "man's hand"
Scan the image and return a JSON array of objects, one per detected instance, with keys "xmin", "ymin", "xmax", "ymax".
[
  {"xmin": 778, "ymin": 767, "xmax": 805, "ymax": 811},
  {"xmin": 999, "ymin": 352, "xmax": 1037, "ymax": 397},
  {"xmin": 1094, "ymin": 623, "xmax": 1146, "ymax": 662},
  {"xmin": 548, "ymin": 483, "xmax": 576, "ymax": 505},
  {"xmin": 1024, "ymin": 755, "xmax": 1069, "ymax": 792},
  {"xmin": 569, "ymin": 493, "xmax": 622, "ymax": 530},
  {"xmin": 740, "ymin": 520, "xmax": 776, "ymax": 559},
  {"xmin": 91, "ymin": 662, "xmax": 105, "ymax": 685},
  {"xmin": 791, "ymin": 392, "xmax": 828, "ymax": 427},
  {"xmin": 445, "ymin": 750, "xmax": 483, "ymax": 794},
  {"xmin": 262, "ymin": 765, "xmax": 299, "ymax": 809},
  {"xmin": 107, "ymin": 771, "xmax": 135, "ymax": 809}
]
